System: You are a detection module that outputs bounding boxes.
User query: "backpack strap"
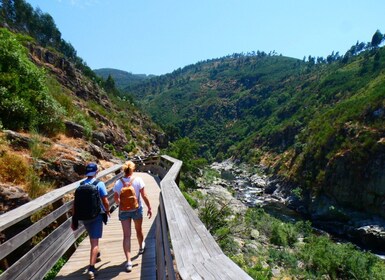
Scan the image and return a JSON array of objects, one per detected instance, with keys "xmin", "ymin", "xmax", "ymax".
[
  {"xmin": 80, "ymin": 179, "xmax": 99, "ymax": 186},
  {"xmin": 120, "ymin": 177, "xmax": 134, "ymax": 186}
]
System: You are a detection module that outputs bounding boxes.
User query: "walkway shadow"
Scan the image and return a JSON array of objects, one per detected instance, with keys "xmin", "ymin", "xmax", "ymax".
[{"xmin": 55, "ymin": 260, "xmax": 128, "ymax": 280}]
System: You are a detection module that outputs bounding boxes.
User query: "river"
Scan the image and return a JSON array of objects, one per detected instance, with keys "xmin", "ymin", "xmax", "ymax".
[{"xmin": 208, "ymin": 160, "xmax": 385, "ymax": 259}]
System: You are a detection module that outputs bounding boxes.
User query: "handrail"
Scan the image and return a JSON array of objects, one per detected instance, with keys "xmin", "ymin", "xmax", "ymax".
[
  {"xmin": 0, "ymin": 155, "xmax": 252, "ymax": 280},
  {"xmin": 0, "ymin": 164, "xmax": 123, "ymax": 280},
  {"xmin": 144, "ymin": 155, "xmax": 252, "ymax": 279},
  {"xmin": 0, "ymin": 164, "xmax": 122, "ymax": 232}
]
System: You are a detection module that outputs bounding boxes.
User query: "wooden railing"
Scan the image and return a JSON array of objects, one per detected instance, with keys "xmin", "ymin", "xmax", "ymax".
[
  {"xmin": 138, "ymin": 155, "xmax": 252, "ymax": 280},
  {"xmin": 0, "ymin": 155, "xmax": 252, "ymax": 280},
  {"xmin": 0, "ymin": 164, "xmax": 123, "ymax": 280}
]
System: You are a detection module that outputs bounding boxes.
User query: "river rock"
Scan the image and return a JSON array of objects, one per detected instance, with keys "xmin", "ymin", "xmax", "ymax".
[{"xmin": 349, "ymin": 225, "xmax": 385, "ymax": 253}]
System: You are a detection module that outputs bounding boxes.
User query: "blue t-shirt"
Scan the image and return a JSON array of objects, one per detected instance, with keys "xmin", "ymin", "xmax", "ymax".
[{"xmin": 82, "ymin": 178, "xmax": 108, "ymax": 212}]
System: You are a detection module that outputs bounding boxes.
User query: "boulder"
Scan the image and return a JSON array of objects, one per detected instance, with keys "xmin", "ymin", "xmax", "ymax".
[
  {"xmin": 64, "ymin": 121, "xmax": 85, "ymax": 139},
  {"xmin": 4, "ymin": 130, "xmax": 32, "ymax": 150},
  {"xmin": 0, "ymin": 184, "xmax": 30, "ymax": 214}
]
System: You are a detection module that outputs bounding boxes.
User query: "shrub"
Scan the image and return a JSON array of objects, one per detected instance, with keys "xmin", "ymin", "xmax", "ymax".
[
  {"xmin": 29, "ymin": 134, "xmax": 48, "ymax": 159},
  {"xmin": 217, "ymin": 233, "xmax": 239, "ymax": 255},
  {"xmin": 43, "ymin": 257, "xmax": 67, "ymax": 280},
  {"xmin": 47, "ymin": 77, "xmax": 75, "ymax": 116},
  {"xmin": 182, "ymin": 191, "xmax": 198, "ymax": 208},
  {"xmin": 268, "ymin": 247, "xmax": 298, "ymax": 269},
  {"xmin": 72, "ymin": 113, "xmax": 93, "ymax": 139},
  {"xmin": 26, "ymin": 171, "xmax": 54, "ymax": 199},
  {"xmin": 123, "ymin": 141, "xmax": 136, "ymax": 153},
  {"xmin": 270, "ymin": 223, "xmax": 288, "ymax": 246},
  {"xmin": 0, "ymin": 29, "xmax": 65, "ymax": 135},
  {"xmin": 198, "ymin": 198, "xmax": 231, "ymax": 234},
  {"xmin": 0, "ymin": 152, "xmax": 29, "ymax": 184},
  {"xmin": 245, "ymin": 262, "xmax": 272, "ymax": 280},
  {"xmin": 298, "ymin": 235, "xmax": 385, "ymax": 279}
]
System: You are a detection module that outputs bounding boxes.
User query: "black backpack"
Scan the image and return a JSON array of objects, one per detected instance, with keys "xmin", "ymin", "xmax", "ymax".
[{"xmin": 74, "ymin": 180, "xmax": 101, "ymax": 220}]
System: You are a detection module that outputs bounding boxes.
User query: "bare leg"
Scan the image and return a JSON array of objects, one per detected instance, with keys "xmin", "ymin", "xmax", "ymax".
[
  {"xmin": 89, "ymin": 238, "xmax": 99, "ymax": 266},
  {"xmin": 134, "ymin": 218, "xmax": 144, "ymax": 249},
  {"xmin": 121, "ymin": 219, "xmax": 132, "ymax": 262}
]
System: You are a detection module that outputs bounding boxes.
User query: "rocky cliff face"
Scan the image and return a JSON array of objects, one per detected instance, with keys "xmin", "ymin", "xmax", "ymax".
[
  {"xmin": 0, "ymin": 43, "xmax": 167, "ymax": 213},
  {"xmin": 323, "ymin": 143, "xmax": 385, "ymax": 219},
  {"xmin": 28, "ymin": 43, "xmax": 167, "ymax": 154}
]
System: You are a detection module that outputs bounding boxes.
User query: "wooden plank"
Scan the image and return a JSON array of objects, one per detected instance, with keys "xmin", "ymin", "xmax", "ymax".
[
  {"xmin": 191, "ymin": 262, "xmax": 216, "ymax": 280},
  {"xmin": 25, "ymin": 225, "xmax": 85, "ymax": 280},
  {"xmin": 203, "ymin": 255, "xmax": 252, "ymax": 280},
  {"xmin": 159, "ymin": 194, "xmax": 176, "ymax": 280},
  {"xmin": 0, "ymin": 201, "xmax": 72, "ymax": 260},
  {"xmin": 155, "ymin": 208, "xmax": 166, "ymax": 280},
  {"xmin": 0, "ymin": 218, "xmax": 84, "ymax": 280},
  {"xmin": 162, "ymin": 180, "xmax": 211, "ymax": 265},
  {"xmin": 161, "ymin": 156, "xmax": 182, "ymax": 182},
  {"xmin": 162, "ymin": 183, "xmax": 197, "ymax": 278}
]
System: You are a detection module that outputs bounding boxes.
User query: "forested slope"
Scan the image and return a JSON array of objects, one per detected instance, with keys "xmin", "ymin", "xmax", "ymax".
[{"xmin": 124, "ymin": 34, "xmax": 385, "ymax": 220}]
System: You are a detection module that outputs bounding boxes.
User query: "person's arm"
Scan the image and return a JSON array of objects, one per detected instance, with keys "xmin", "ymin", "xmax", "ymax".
[
  {"xmin": 140, "ymin": 187, "xmax": 152, "ymax": 219},
  {"xmin": 70, "ymin": 203, "xmax": 78, "ymax": 230},
  {"xmin": 98, "ymin": 182, "xmax": 110, "ymax": 217},
  {"xmin": 113, "ymin": 180, "xmax": 121, "ymax": 207},
  {"xmin": 113, "ymin": 192, "xmax": 120, "ymax": 206},
  {"xmin": 101, "ymin": 196, "xmax": 110, "ymax": 217}
]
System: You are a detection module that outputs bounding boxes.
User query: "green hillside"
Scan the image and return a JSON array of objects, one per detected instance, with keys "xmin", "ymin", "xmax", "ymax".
[
  {"xmin": 94, "ymin": 68, "xmax": 154, "ymax": 90},
  {"xmin": 125, "ymin": 41, "xmax": 385, "ymax": 217}
]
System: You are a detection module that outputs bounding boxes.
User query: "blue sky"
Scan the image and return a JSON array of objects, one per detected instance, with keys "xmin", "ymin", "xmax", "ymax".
[{"xmin": 27, "ymin": 0, "xmax": 385, "ymax": 75}]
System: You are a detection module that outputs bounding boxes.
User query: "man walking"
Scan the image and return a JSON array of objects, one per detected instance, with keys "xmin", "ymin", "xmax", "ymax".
[{"xmin": 71, "ymin": 162, "xmax": 110, "ymax": 279}]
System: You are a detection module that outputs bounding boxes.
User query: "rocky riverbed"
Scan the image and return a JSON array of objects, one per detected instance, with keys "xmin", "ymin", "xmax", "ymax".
[{"xmin": 197, "ymin": 159, "xmax": 385, "ymax": 257}]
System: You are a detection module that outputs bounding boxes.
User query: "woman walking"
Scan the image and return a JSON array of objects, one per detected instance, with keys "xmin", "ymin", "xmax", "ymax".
[{"xmin": 113, "ymin": 160, "xmax": 152, "ymax": 272}]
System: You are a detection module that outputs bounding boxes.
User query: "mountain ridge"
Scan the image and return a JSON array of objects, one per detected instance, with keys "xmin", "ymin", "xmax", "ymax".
[
  {"xmin": 94, "ymin": 68, "xmax": 155, "ymax": 90},
  {"xmin": 117, "ymin": 42, "xmax": 385, "ymax": 224}
]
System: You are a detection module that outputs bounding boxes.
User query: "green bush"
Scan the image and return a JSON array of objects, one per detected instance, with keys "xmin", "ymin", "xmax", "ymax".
[
  {"xmin": 43, "ymin": 257, "xmax": 67, "ymax": 280},
  {"xmin": 245, "ymin": 262, "xmax": 272, "ymax": 280},
  {"xmin": 123, "ymin": 141, "xmax": 136, "ymax": 153},
  {"xmin": 217, "ymin": 233, "xmax": 239, "ymax": 255},
  {"xmin": 270, "ymin": 223, "xmax": 288, "ymax": 246},
  {"xmin": 0, "ymin": 28, "xmax": 65, "ymax": 135},
  {"xmin": 72, "ymin": 113, "xmax": 93, "ymax": 139},
  {"xmin": 268, "ymin": 247, "xmax": 298, "ymax": 269},
  {"xmin": 198, "ymin": 198, "xmax": 231, "ymax": 234},
  {"xmin": 182, "ymin": 191, "xmax": 198, "ymax": 208},
  {"xmin": 299, "ymin": 236, "xmax": 385, "ymax": 279},
  {"xmin": 47, "ymin": 76, "xmax": 75, "ymax": 116}
]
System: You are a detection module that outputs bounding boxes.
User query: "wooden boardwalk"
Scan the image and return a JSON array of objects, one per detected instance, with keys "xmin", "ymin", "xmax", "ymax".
[{"xmin": 55, "ymin": 172, "xmax": 160, "ymax": 280}]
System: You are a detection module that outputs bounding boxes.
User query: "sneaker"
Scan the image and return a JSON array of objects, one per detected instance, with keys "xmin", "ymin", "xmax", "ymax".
[
  {"xmin": 139, "ymin": 241, "xmax": 145, "ymax": 254},
  {"xmin": 96, "ymin": 252, "xmax": 101, "ymax": 263},
  {"xmin": 87, "ymin": 266, "xmax": 96, "ymax": 279},
  {"xmin": 125, "ymin": 262, "xmax": 133, "ymax": 272}
]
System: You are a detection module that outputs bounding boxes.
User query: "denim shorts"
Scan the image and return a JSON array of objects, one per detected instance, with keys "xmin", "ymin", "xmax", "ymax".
[
  {"xmin": 83, "ymin": 214, "xmax": 103, "ymax": 239},
  {"xmin": 119, "ymin": 206, "xmax": 143, "ymax": 221}
]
